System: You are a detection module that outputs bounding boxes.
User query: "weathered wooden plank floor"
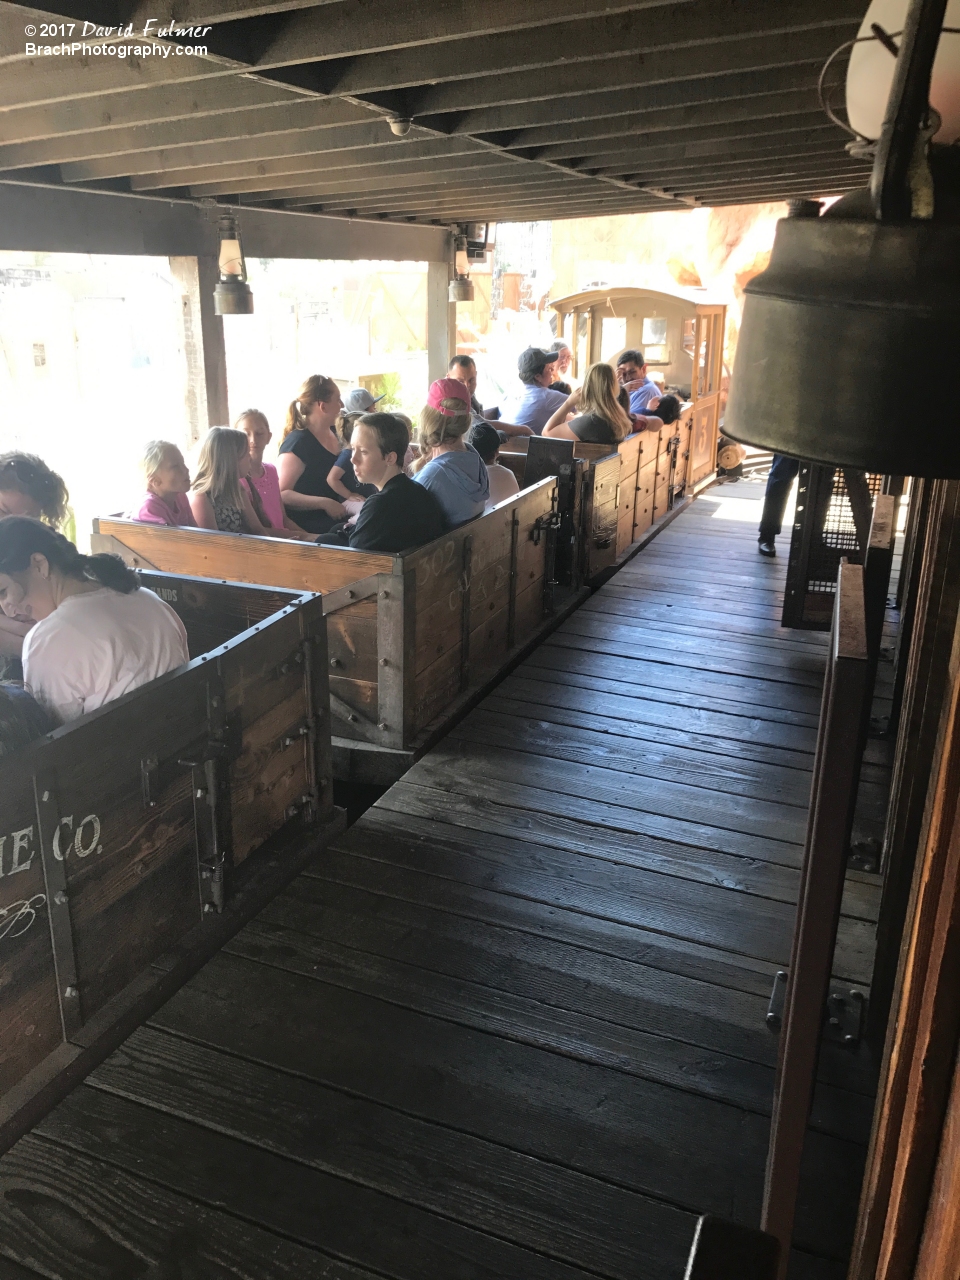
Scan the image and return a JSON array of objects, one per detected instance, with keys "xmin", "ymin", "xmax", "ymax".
[{"xmin": 0, "ymin": 480, "xmax": 878, "ymax": 1280}]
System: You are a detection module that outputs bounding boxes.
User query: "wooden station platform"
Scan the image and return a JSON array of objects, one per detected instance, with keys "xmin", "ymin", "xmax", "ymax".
[{"xmin": 0, "ymin": 480, "xmax": 880, "ymax": 1280}]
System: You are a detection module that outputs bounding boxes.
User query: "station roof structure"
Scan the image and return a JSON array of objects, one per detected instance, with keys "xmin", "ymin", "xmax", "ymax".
[{"xmin": 0, "ymin": 0, "xmax": 873, "ymax": 229}]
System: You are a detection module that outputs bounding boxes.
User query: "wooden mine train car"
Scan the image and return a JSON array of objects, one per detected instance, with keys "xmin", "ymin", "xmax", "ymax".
[
  {"xmin": 92, "ymin": 422, "xmax": 717, "ymax": 783},
  {"xmin": 0, "ymin": 573, "xmax": 340, "ymax": 1148}
]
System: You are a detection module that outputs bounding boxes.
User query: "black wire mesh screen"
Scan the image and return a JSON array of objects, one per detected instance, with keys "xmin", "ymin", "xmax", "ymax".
[{"xmin": 782, "ymin": 465, "xmax": 885, "ymax": 629}]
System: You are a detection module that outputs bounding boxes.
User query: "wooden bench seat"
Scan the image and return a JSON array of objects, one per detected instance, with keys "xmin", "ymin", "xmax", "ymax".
[
  {"xmin": 0, "ymin": 573, "xmax": 337, "ymax": 1145},
  {"xmin": 93, "ymin": 477, "xmax": 561, "ymax": 781}
]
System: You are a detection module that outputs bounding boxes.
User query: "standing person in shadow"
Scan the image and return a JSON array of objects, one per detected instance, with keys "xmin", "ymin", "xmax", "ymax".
[{"xmin": 757, "ymin": 455, "xmax": 801, "ymax": 557}]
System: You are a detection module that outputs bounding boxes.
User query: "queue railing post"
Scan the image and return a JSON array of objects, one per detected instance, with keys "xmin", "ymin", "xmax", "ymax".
[{"xmin": 761, "ymin": 560, "xmax": 870, "ymax": 1278}]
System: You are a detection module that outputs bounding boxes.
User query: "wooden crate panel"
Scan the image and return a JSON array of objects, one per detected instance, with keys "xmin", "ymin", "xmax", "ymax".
[
  {"xmin": 94, "ymin": 519, "xmax": 393, "ymax": 594},
  {"xmin": 0, "ymin": 770, "xmax": 61, "ymax": 1095},
  {"xmin": 327, "ymin": 599, "xmax": 379, "ymax": 685},
  {"xmin": 143, "ymin": 573, "xmax": 295, "ymax": 658},
  {"xmin": 43, "ymin": 668, "xmax": 210, "ymax": 1023},
  {"xmin": 413, "ymin": 647, "xmax": 462, "ymax": 737},
  {"xmin": 229, "ymin": 690, "xmax": 310, "ymax": 864}
]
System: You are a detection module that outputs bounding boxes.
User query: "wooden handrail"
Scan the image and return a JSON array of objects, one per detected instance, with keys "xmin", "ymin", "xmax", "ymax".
[{"xmin": 761, "ymin": 559, "xmax": 871, "ymax": 1276}]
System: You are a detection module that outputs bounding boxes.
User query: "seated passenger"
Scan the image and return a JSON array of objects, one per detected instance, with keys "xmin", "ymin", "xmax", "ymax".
[
  {"xmin": 543, "ymin": 363, "xmax": 634, "ymax": 444},
  {"xmin": 548, "ymin": 340, "xmax": 573, "ymax": 395},
  {"xmin": 0, "ymin": 681, "xmax": 57, "ymax": 756},
  {"xmin": 500, "ymin": 348, "xmax": 569, "ymax": 434},
  {"xmin": 277, "ymin": 375, "xmax": 348, "ymax": 535},
  {"xmin": 0, "ymin": 453, "xmax": 69, "ymax": 667},
  {"xmin": 327, "ymin": 411, "xmax": 377, "ymax": 518},
  {"xmin": 412, "ymin": 379, "xmax": 490, "ymax": 525},
  {"xmin": 651, "ymin": 393, "xmax": 681, "ymax": 425},
  {"xmin": 188, "ymin": 427, "xmax": 270, "ymax": 535},
  {"xmin": 447, "ymin": 354, "xmax": 532, "ymax": 438},
  {"xmin": 467, "ymin": 421, "xmax": 520, "ymax": 509},
  {"xmin": 319, "ymin": 413, "xmax": 447, "ymax": 552},
  {"xmin": 0, "ymin": 453, "xmax": 69, "ymax": 526},
  {"xmin": 236, "ymin": 409, "xmax": 315, "ymax": 541},
  {"xmin": 0, "ymin": 517, "xmax": 188, "ymax": 723},
  {"xmin": 134, "ymin": 441, "xmax": 197, "ymax": 527},
  {"xmin": 616, "ymin": 348, "xmax": 662, "ymax": 415}
]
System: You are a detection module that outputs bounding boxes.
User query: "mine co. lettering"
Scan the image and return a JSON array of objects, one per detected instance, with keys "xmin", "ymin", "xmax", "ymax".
[{"xmin": 0, "ymin": 812, "xmax": 103, "ymax": 877}]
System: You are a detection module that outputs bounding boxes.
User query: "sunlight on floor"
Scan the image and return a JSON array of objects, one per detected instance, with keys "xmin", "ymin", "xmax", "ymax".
[{"xmin": 701, "ymin": 494, "xmax": 766, "ymax": 523}]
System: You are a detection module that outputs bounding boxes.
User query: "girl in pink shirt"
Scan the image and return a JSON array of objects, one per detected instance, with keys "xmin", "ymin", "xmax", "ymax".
[
  {"xmin": 134, "ymin": 441, "xmax": 197, "ymax": 527},
  {"xmin": 236, "ymin": 410, "xmax": 313, "ymax": 540}
]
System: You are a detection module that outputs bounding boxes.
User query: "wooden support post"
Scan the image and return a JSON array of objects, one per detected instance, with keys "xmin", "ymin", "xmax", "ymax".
[
  {"xmin": 427, "ymin": 256, "xmax": 455, "ymax": 382},
  {"xmin": 197, "ymin": 255, "xmax": 230, "ymax": 426},
  {"xmin": 168, "ymin": 256, "xmax": 207, "ymax": 445},
  {"xmin": 871, "ymin": 480, "xmax": 960, "ymax": 1049},
  {"xmin": 684, "ymin": 1216, "xmax": 780, "ymax": 1280},
  {"xmin": 850, "ymin": 565, "xmax": 960, "ymax": 1279},
  {"xmin": 762, "ymin": 561, "xmax": 870, "ymax": 1276}
]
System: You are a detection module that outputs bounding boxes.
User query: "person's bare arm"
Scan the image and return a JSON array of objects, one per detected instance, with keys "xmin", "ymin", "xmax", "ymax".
[
  {"xmin": 0, "ymin": 614, "xmax": 31, "ymax": 660},
  {"xmin": 326, "ymin": 464, "xmax": 363, "ymax": 504},
  {"xmin": 542, "ymin": 420, "xmax": 577, "ymax": 440},
  {"xmin": 239, "ymin": 488, "xmax": 273, "ymax": 537},
  {"xmin": 543, "ymin": 391, "xmax": 579, "ymax": 435},
  {"xmin": 634, "ymin": 414, "xmax": 664, "ymax": 432},
  {"xmin": 188, "ymin": 491, "xmax": 219, "ymax": 530},
  {"xmin": 495, "ymin": 420, "xmax": 534, "ymax": 438},
  {"xmin": 277, "ymin": 452, "xmax": 346, "ymax": 519}
]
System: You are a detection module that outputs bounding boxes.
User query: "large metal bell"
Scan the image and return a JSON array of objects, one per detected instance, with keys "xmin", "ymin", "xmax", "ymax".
[{"xmin": 725, "ymin": 183, "xmax": 960, "ymax": 477}]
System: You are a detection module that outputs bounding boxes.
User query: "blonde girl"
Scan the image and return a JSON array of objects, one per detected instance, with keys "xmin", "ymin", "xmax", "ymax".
[
  {"xmin": 543, "ymin": 361, "xmax": 638, "ymax": 444},
  {"xmin": 276, "ymin": 374, "xmax": 347, "ymax": 535},
  {"xmin": 189, "ymin": 428, "xmax": 270, "ymax": 534},
  {"xmin": 134, "ymin": 441, "xmax": 195, "ymax": 527}
]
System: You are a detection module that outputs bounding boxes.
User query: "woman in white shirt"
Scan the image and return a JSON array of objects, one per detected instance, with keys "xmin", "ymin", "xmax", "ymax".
[{"xmin": 0, "ymin": 517, "xmax": 188, "ymax": 723}]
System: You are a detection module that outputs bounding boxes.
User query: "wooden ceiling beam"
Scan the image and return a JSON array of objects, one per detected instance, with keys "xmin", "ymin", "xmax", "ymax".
[
  {"xmin": 0, "ymin": 0, "xmax": 861, "ymax": 114},
  {"xmin": 529, "ymin": 116, "xmax": 836, "ymax": 164},
  {"xmin": 496, "ymin": 88, "xmax": 823, "ymax": 151},
  {"xmin": 416, "ymin": 63, "xmax": 823, "ymax": 134},
  {"xmin": 262, "ymin": 0, "xmax": 861, "ymax": 97},
  {"xmin": 60, "ymin": 117, "xmax": 424, "ymax": 180},
  {"xmin": 0, "ymin": 97, "xmax": 372, "ymax": 167},
  {"xmin": 131, "ymin": 136, "xmax": 491, "ymax": 191}
]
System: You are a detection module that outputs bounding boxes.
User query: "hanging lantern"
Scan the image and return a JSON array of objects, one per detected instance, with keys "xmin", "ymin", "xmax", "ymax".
[
  {"xmin": 448, "ymin": 231, "xmax": 475, "ymax": 303},
  {"xmin": 725, "ymin": 0, "xmax": 960, "ymax": 477},
  {"xmin": 213, "ymin": 212, "xmax": 254, "ymax": 316}
]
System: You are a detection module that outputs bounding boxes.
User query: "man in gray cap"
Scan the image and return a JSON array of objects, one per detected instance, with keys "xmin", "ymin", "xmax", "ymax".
[
  {"xmin": 500, "ymin": 348, "xmax": 569, "ymax": 434},
  {"xmin": 341, "ymin": 387, "xmax": 384, "ymax": 415}
]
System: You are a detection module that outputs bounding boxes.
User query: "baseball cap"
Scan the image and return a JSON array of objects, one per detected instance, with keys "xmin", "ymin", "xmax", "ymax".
[
  {"xmin": 342, "ymin": 387, "xmax": 384, "ymax": 414},
  {"xmin": 427, "ymin": 378, "xmax": 472, "ymax": 416},
  {"xmin": 466, "ymin": 420, "xmax": 504, "ymax": 463},
  {"xmin": 518, "ymin": 347, "xmax": 560, "ymax": 383}
]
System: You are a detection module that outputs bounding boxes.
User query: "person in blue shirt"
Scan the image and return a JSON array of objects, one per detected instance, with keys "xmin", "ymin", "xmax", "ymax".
[
  {"xmin": 500, "ymin": 348, "xmax": 570, "ymax": 434},
  {"xmin": 412, "ymin": 379, "xmax": 490, "ymax": 526},
  {"xmin": 616, "ymin": 349, "xmax": 663, "ymax": 415}
]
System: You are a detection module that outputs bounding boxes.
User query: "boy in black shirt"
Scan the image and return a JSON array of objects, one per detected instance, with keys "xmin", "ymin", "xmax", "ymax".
[{"xmin": 319, "ymin": 413, "xmax": 448, "ymax": 553}]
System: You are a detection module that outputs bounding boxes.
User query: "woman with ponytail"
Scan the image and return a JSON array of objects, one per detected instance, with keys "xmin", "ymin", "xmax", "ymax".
[
  {"xmin": 276, "ymin": 375, "xmax": 347, "ymax": 535},
  {"xmin": 0, "ymin": 517, "xmax": 188, "ymax": 722}
]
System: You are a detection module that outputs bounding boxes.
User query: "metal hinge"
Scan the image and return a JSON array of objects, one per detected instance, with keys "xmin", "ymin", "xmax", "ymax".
[
  {"xmin": 766, "ymin": 970, "xmax": 867, "ymax": 1048},
  {"xmin": 530, "ymin": 511, "xmax": 562, "ymax": 546}
]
